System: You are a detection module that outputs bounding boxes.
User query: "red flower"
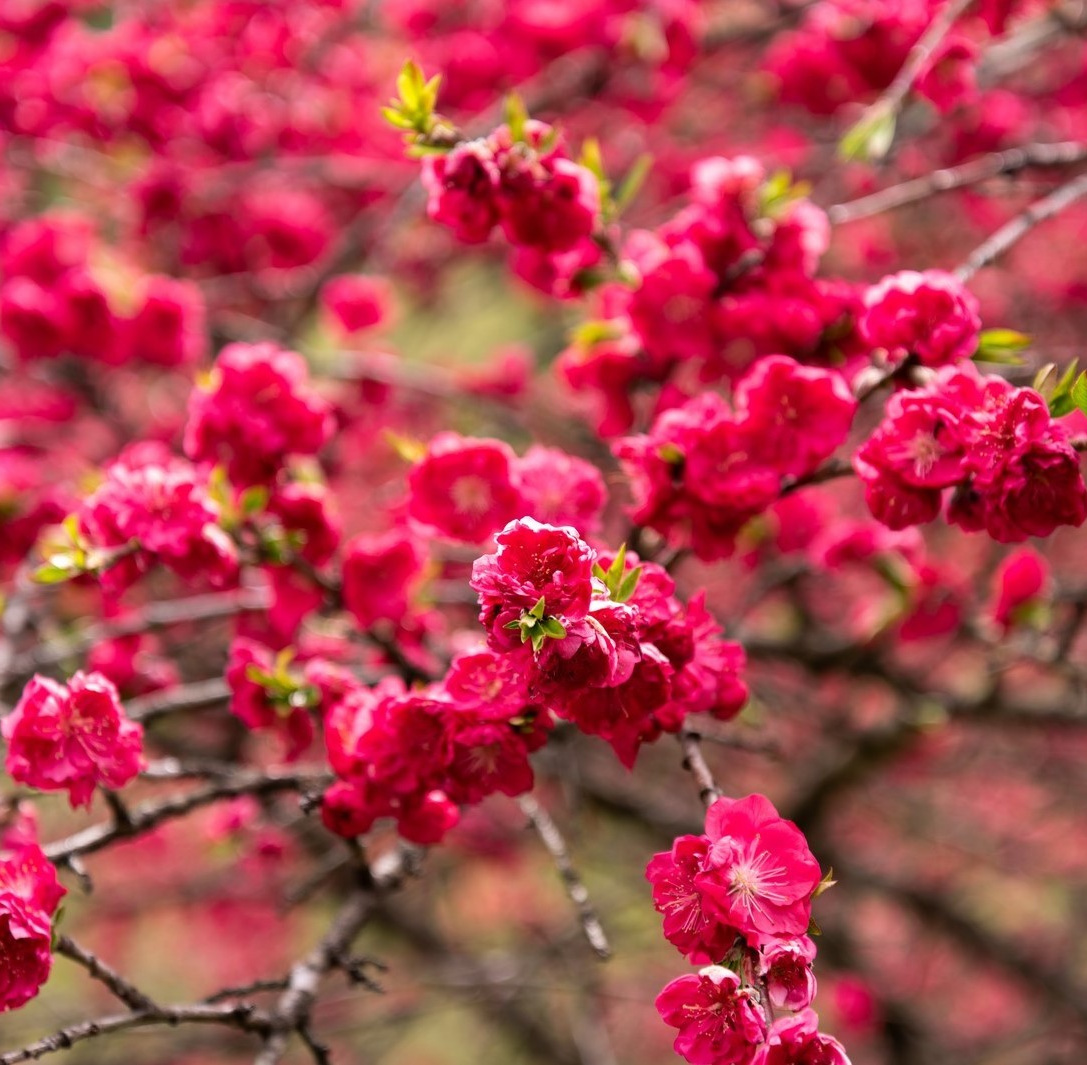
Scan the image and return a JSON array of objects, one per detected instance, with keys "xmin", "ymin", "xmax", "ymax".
[
  {"xmin": 697, "ymin": 794, "xmax": 821, "ymax": 945},
  {"xmin": 2, "ymin": 672, "xmax": 144, "ymax": 809}
]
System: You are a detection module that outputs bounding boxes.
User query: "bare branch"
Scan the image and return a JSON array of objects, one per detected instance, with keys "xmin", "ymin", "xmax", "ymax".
[{"xmin": 518, "ymin": 794, "xmax": 612, "ymax": 960}]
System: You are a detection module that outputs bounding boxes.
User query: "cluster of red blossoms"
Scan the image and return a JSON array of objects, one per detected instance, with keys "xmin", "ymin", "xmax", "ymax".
[
  {"xmin": 616, "ymin": 356, "xmax": 857, "ymax": 560},
  {"xmin": 855, "ymin": 363, "xmax": 1087, "ymax": 541},
  {"xmin": 650, "ymin": 795, "xmax": 848, "ymax": 1065},
  {"xmin": 422, "ymin": 120, "xmax": 601, "ymax": 254},
  {"xmin": 318, "ymin": 516, "xmax": 748, "ymax": 842},
  {"xmin": 0, "ymin": 213, "xmax": 206, "ymax": 368},
  {"xmin": 0, "ymin": 808, "xmax": 66, "ymax": 1012}
]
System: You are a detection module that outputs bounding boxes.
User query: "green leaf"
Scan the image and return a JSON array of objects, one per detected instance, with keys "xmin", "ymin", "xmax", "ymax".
[
  {"xmin": 32, "ymin": 560, "xmax": 80, "ymax": 585},
  {"xmin": 579, "ymin": 137, "xmax": 606, "ymax": 182},
  {"xmin": 538, "ymin": 617, "xmax": 567, "ymax": 639},
  {"xmin": 839, "ymin": 105, "xmax": 896, "ymax": 163},
  {"xmin": 973, "ymin": 328, "xmax": 1030, "ymax": 364},
  {"xmin": 397, "ymin": 60, "xmax": 425, "ymax": 111},
  {"xmin": 657, "ymin": 442, "xmax": 684, "ymax": 464},
  {"xmin": 591, "ymin": 562, "xmax": 607, "ymax": 581},
  {"xmin": 505, "ymin": 91, "xmax": 529, "ymax": 143},
  {"xmin": 1047, "ymin": 359, "xmax": 1082, "ymax": 417},
  {"xmin": 614, "ymin": 153, "xmax": 653, "ymax": 214},
  {"xmin": 1071, "ymin": 371, "xmax": 1087, "ymax": 416},
  {"xmin": 529, "ymin": 596, "xmax": 547, "ymax": 620},
  {"xmin": 381, "ymin": 106, "xmax": 416, "ymax": 131},
  {"xmin": 615, "ymin": 565, "xmax": 644, "ymax": 604},
  {"xmin": 240, "ymin": 485, "xmax": 269, "ymax": 516}
]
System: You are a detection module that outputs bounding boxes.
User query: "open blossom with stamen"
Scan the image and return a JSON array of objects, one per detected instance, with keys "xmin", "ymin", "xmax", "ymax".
[
  {"xmin": 696, "ymin": 794, "xmax": 821, "ymax": 945},
  {"xmin": 656, "ymin": 965, "xmax": 768, "ymax": 1065},
  {"xmin": 646, "ymin": 834, "xmax": 740, "ymax": 963}
]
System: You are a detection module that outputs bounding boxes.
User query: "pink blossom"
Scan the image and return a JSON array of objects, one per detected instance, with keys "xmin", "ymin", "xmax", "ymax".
[
  {"xmin": 184, "ymin": 342, "xmax": 334, "ymax": 486},
  {"xmin": 342, "ymin": 529, "xmax": 423, "ymax": 631},
  {"xmin": 516, "ymin": 446, "xmax": 607, "ymax": 534},
  {"xmin": 990, "ymin": 547, "xmax": 1049, "ymax": 632},
  {"xmin": 697, "ymin": 794, "xmax": 821, "ymax": 944},
  {"xmin": 760, "ymin": 937, "xmax": 817, "ymax": 1011},
  {"xmin": 408, "ymin": 433, "xmax": 525, "ymax": 543},
  {"xmin": 0, "ymin": 894, "xmax": 53, "ymax": 1012},
  {"xmin": 656, "ymin": 965, "xmax": 768, "ymax": 1065},
  {"xmin": 753, "ymin": 1009, "xmax": 851, "ymax": 1065},
  {"xmin": 2, "ymin": 672, "xmax": 144, "ymax": 808},
  {"xmin": 226, "ymin": 639, "xmax": 315, "ymax": 761},
  {"xmin": 471, "ymin": 517, "xmax": 596, "ymax": 645},
  {"xmin": 861, "ymin": 270, "xmax": 981, "ymax": 368},
  {"xmin": 646, "ymin": 834, "xmax": 738, "ymax": 963},
  {"xmin": 421, "ymin": 140, "xmax": 501, "ymax": 244}
]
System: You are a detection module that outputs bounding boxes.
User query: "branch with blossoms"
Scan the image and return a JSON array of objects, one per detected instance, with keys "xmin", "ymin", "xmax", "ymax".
[{"xmin": 5, "ymin": 5, "xmax": 1087, "ymax": 1065}]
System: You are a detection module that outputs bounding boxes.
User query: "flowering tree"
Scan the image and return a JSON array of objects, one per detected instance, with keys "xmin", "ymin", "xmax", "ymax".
[{"xmin": 2, "ymin": 2, "xmax": 1087, "ymax": 1064}]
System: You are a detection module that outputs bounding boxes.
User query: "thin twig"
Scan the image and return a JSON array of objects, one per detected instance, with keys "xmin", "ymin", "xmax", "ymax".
[
  {"xmin": 828, "ymin": 141, "xmax": 1087, "ymax": 223},
  {"xmin": 678, "ymin": 730, "xmax": 722, "ymax": 807},
  {"xmin": 517, "ymin": 795, "xmax": 612, "ymax": 960},
  {"xmin": 955, "ymin": 170, "xmax": 1087, "ymax": 280}
]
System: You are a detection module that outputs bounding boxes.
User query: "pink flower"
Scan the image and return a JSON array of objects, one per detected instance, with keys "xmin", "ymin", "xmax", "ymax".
[
  {"xmin": 990, "ymin": 547, "xmax": 1049, "ymax": 632},
  {"xmin": 184, "ymin": 342, "xmax": 334, "ymax": 486},
  {"xmin": 647, "ymin": 834, "xmax": 739, "ymax": 963},
  {"xmin": 470, "ymin": 518, "xmax": 596, "ymax": 646},
  {"xmin": 408, "ymin": 433, "xmax": 525, "ymax": 543},
  {"xmin": 516, "ymin": 446, "xmax": 607, "ymax": 535},
  {"xmin": 656, "ymin": 966, "xmax": 768, "ymax": 1065},
  {"xmin": 861, "ymin": 270, "xmax": 980, "ymax": 368},
  {"xmin": 2, "ymin": 672, "xmax": 144, "ymax": 809},
  {"xmin": 497, "ymin": 157, "xmax": 600, "ymax": 254},
  {"xmin": 321, "ymin": 275, "xmax": 393, "ymax": 334},
  {"xmin": 696, "ymin": 794, "xmax": 821, "ymax": 944},
  {"xmin": 421, "ymin": 140, "xmax": 501, "ymax": 244},
  {"xmin": 760, "ymin": 937, "xmax": 817, "ymax": 1011},
  {"xmin": 735, "ymin": 356, "xmax": 856, "ymax": 478},
  {"xmin": 122, "ymin": 276, "xmax": 206, "ymax": 367},
  {"xmin": 342, "ymin": 529, "xmax": 423, "ymax": 630},
  {"xmin": 0, "ymin": 894, "xmax": 53, "ymax": 1012},
  {"xmin": 753, "ymin": 1009, "xmax": 851, "ymax": 1065},
  {"xmin": 79, "ymin": 443, "xmax": 239, "ymax": 596}
]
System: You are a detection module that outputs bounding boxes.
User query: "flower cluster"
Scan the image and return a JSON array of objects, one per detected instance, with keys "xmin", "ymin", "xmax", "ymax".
[
  {"xmin": 855, "ymin": 364, "xmax": 1087, "ymax": 540},
  {"xmin": 422, "ymin": 120, "xmax": 601, "ymax": 254},
  {"xmin": 321, "ymin": 649, "xmax": 549, "ymax": 844},
  {"xmin": 407, "ymin": 434, "xmax": 606, "ymax": 543},
  {"xmin": 557, "ymin": 156, "xmax": 856, "ymax": 435},
  {"xmin": 2, "ymin": 672, "xmax": 144, "ymax": 808},
  {"xmin": 0, "ymin": 808, "xmax": 66, "ymax": 1013},
  {"xmin": 650, "ymin": 795, "xmax": 848, "ymax": 1065},
  {"xmin": 764, "ymin": 0, "xmax": 978, "ymax": 116},
  {"xmin": 184, "ymin": 342, "xmax": 334, "ymax": 487},
  {"xmin": 470, "ymin": 518, "xmax": 748, "ymax": 766},
  {"xmin": 0, "ymin": 213, "xmax": 206, "ymax": 367},
  {"xmin": 616, "ymin": 356, "xmax": 857, "ymax": 560},
  {"xmin": 75, "ymin": 442, "xmax": 238, "ymax": 596}
]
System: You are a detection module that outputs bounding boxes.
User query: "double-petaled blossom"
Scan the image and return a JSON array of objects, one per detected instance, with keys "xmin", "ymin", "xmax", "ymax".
[
  {"xmin": 0, "ymin": 809, "xmax": 65, "ymax": 1013},
  {"xmin": 470, "ymin": 518, "xmax": 596, "ymax": 646},
  {"xmin": 321, "ymin": 649, "xmax": 548, "ymax": 845},
  {"xmin": 861, "ymin": 270, "xmax": 980, "ymax": 368},
  {"xmin": 184, "ymin": 342, "xmax": 333, "ymax": 486},
  {"xmin": 617, "ymin": 358, "xmax": 855, "ymax": 560},
  {"xmin": 78, "ymin": 442, "xmax": 239, "ymax": 595},
  {"xmin": 408, "ymin": 433, "xmax": 526, "ymax": 543},
  {"xmin": 3, "ymin": 672, "xmax": 143, "ymax": 808}
]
